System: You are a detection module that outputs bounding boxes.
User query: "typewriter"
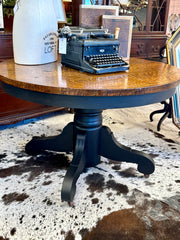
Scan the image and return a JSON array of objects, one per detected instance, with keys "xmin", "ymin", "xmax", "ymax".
[{"xmin": 58, "ymin": 27, "xmax": 129, "ymax": 74}]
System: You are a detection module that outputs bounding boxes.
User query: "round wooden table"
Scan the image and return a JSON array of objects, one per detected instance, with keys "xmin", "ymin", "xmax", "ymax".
[{"xmin": 0, "ymin": 58, "xmax": 180, "ymax": 204}]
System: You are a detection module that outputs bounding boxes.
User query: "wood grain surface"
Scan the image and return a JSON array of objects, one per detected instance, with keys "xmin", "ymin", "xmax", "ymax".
[
  {"xmin": 101, "ymin": 15, "xmax": 133, "ymax": 60},
  {"xmin": 0, "ymin": 58, "xmax": 180, "ymax": 97},
  {"xmin": 79, "ymin": 5, "xmax": 119, "ymax": 28}
]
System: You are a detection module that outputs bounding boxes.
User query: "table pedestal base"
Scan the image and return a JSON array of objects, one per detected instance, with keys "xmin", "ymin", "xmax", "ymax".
[{"xmin": 25, "ymin": 109, "xmax": 155, "ymax": 203}]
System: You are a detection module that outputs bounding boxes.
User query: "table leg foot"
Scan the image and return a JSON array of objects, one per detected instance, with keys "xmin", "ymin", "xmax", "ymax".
[
  {"xmin": 61, "ymin": 131, "xmax": 86, "ymax": 202},
  {"xmin": 99, "ymin": 126, "xmax": 155, "ymax": 175},
  {"xmin": 68, "ymin": 201, "xmax": 74, "ymax": 207},
  {"xmin": 25, "ymin": 122, "xmax": 74, "ymax": 155}
]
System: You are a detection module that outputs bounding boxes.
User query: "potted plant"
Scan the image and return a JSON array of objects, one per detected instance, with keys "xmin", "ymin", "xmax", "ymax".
[{"xmin": 3, "ymin": 0, "xmax": 16, "ymax": 31}]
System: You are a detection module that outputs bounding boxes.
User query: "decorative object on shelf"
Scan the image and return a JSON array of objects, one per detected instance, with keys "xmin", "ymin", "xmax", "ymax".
[
  {"xmin": 0, "ymin": 0, "xmax": 4, "ymax": 30},
  {"xmin": 13, "ymin": 0, "xmax": 66, "ymax": 65},
  {"xmin": 2, "ymin": 0, "xmax": 15, "ymax": 17},
  {"xmin": 167, "ymin": 13, "xmax": 180, "ymax": 36},
  {"xmin": 2, "ymin": 0, "xmax": 16, "ymax": 31}
]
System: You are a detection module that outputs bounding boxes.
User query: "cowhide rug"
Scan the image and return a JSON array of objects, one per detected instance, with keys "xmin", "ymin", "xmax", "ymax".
[{"xmin": 0, "ymin": 104, "xmax": 179, "ymax": 240}]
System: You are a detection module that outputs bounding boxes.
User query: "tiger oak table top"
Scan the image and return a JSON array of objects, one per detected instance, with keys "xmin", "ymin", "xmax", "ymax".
[{"xmin": 0, "ymin": 58, "xmax": 180, "ymax": 97}]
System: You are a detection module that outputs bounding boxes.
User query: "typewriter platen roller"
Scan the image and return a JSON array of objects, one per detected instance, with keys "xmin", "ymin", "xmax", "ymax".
[{"xmin": 58, "ymin": 27, "xmax": 129, "ymax": 74}]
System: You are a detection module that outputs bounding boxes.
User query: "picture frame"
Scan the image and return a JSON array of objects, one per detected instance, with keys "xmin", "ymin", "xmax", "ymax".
[
  {"xmin": 101, "ymin": 15, "xmax": 133, "ymax": 60},
  {"xmin": 166, "ymin": 26, "xmax": 180, "ymax": 128},
  {"xmin": 0, "ymin": 0, "xmax": 4, "ymax": 30},
  {"xmin": 79, "ymin": 5, "xmax": 119, "ymax": 28}
]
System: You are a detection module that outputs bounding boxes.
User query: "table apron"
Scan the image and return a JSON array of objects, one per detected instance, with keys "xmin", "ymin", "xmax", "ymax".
[{"xmin": 1, "ymin": 82, "xmax": 176, "ymax": 109}]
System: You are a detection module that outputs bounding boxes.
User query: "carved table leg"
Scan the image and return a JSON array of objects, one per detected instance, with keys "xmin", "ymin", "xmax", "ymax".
[
  {"xmin": 99, "ymin": 126, "xmax": 155, "ymax": 175},
  {"xmin": 25, "ymin": 122, "xmax": 74, "ymax": 155},
  {"xmin": 61, "ymin": 131, "xmax": 86, "ymax": 202}
]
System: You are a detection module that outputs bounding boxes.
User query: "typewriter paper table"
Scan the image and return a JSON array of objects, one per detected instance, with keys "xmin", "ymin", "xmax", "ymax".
[{"xmin": 0, "ymin": 58, "xmax": 180, "ymax": 203}]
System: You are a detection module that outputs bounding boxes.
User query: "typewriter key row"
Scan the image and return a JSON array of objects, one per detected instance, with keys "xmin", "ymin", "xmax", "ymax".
[{"xmin": 86, "ymin": 54, "xmax": 127, "ymax": 68}]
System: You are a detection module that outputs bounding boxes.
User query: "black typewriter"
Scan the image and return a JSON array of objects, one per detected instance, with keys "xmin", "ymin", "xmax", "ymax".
[{"xmin": 58, "ymin": 27, "xmax": 129, "ymax": 74}]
